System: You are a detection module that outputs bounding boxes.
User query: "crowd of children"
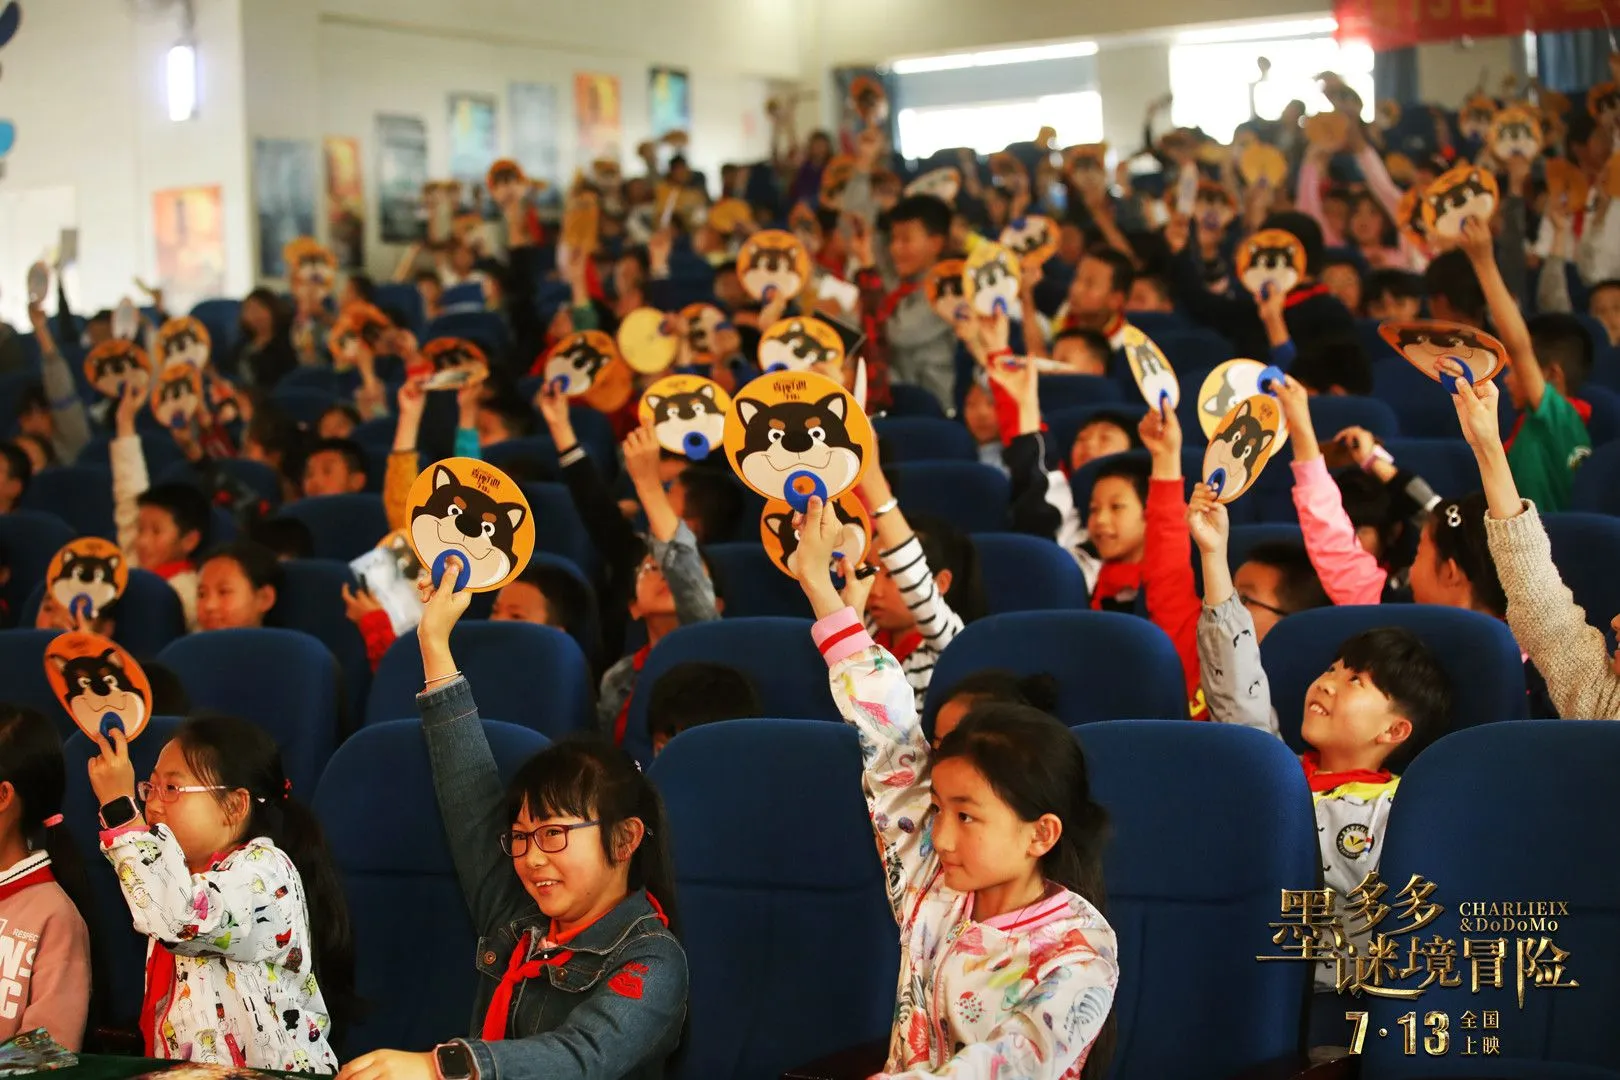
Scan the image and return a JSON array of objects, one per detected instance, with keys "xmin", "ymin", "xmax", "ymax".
[{"xmin": 0, "ymin": 53, "xmax": 1618, "ymax": 1080}]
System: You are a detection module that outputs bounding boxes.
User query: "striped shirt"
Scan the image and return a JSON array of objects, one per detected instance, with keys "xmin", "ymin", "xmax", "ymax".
[{"xmin": 867, "ymin": 533, "xmax": 965, "ymax": 710}]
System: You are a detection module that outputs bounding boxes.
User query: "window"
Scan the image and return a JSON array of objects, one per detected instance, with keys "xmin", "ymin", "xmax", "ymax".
[
  {"xmin": 897, "ymin": 92, "xmax": 1104, "ymax": 160},
  {"xmin": 1169, "ymin": 32, "xmax": 1375, "ymax": 144}
]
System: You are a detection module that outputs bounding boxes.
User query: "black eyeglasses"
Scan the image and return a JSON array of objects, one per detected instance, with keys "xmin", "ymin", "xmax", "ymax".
[
  {"xmin": 500, "ymin": 821, "xmax": 601, "ymax": 856},
  {"xmin": 1240, "ymin": 593, "xmax": 1290, "ymax": 619}
]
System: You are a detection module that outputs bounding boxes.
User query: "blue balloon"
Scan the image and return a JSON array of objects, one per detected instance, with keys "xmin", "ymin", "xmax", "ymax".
[
  {"xmin": 0, "ymin": 4, "xmax": 21, "ymax": 51},
  {"xmin": 0, "ymin": 122, "xmax": 16, "ymax": 157}
]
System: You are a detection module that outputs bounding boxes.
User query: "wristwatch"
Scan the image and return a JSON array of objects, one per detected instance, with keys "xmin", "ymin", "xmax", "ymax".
[
  {"xmin": 99, "ymin": 795, "xmax": 139, "ymax": 830},
  {"xmin": 434, "ymin": 1041, "xmax": 478, "ymax": 1080}
]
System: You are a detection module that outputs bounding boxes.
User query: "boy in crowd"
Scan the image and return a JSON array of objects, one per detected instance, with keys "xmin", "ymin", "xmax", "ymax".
[
  {"xmin": 852, "ymin": 193, "xmax": 956, "ymax": 411},
  {"xmin": 0, "ymin": 442, "xmax": 29, "ymax": 514},
  {"xmin": 1190, "ymin": 481, "xmax": 1451, "ymax": 999},
  {"xmin": 1058, "ymin": 247, "xmax": 1134, "ymax": 348},
  {"xmin": 1363, "ymin": 269, "xmax": 1423, "ymax": 322},
  {"xmin": 302, "ymin": 437, "xmax": 370, "ymax": 498},
  {"xmin": 110, "ymin": 383, "xmax": 208, "ymax": 629}
]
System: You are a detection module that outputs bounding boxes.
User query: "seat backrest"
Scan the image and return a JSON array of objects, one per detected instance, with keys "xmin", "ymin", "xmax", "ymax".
[
  {"xmin": 372, "ymin": 282, "xmax": 426, "ymax": 336},
  {"xmin": 1579, "ymin": 382, "xmax": 1620, "ymax": 447},
  {"xmin": 1571, "ymin": 441, "xmax": 1620, "ymax": 516},
  {"xmin": 924, "ymin": 611, "xmax": 1188, "ymax": 729},
  {"xmin": 1361, "ymin": 721, "xmax": 1620, "ymax": 1078},
  {"xmin": 885, "ymin": 382, "xmax": 946, "ymax": 418},
  {"xmin": 275, "ymin": 494, "xmax": 390, "ymax": 562},
  {"xmin": 625, "ymin": 618, "xmax": 829, "ymax": 766},
  {"xmin": 1541, "ymin": 513, "xmax": 1620, "ymax": 645},
  {"xmin": 313, "ymin": 718, "xmax": 549, "ymax": 1054},
  {"xmin": 702, "ymin": 543, "xmax": 808, "ymax": 619},
  {"xmin": 1307, "ymin": 394, "xmax": 1400, "ymax": 441},
  {"xmin": 519, "ymin": 482, "xmax": 597, "ymax": 576},
  {"xmin": 1037, "ymin": 373, "xmax": 1124, "ymax": 414},
  {"xmin": 0, "ymin": 510, "xmax": 74, "ymax": 620},
  {"xmin": 20, "ymin": 466, "xmax": 116, "ymax": 540},
  {"xmin": 275, "ymin": 559, "xmax": 372, "ymax": 721},
  {"xmin": 366, "ymin": 622, "xmax": 592, "ymax": 739},
  {"xmin": 157, "ymin": 628, "xmax": 342, "ymax": 792},
  {"xmin": 872, "ymin": 416, "xmax": 978, "ymax": 463},
  {"xmin": 888, "ymin": 461, "xmax": 1010, "ymax": 533},
  {"xmin": 1076, "ymin": 721, "xmax": 1314, "ymax": 1079},
  {"xmin": 1372, "ymin": 361, "xmax": 1471, "ymax": 438},
  {"xmin": 0, "ymin": 628, "xmax": 65, "ymax": 735},
  {"xmin": 75, "ymin": 433, "xmax": 186, "ymax": 475},
  {"xmin": 270, "ymin": 386, "xmax": 340, "ymax": 426},
  {"xmin": 1227, "ymin": 523, "xmax": 1306, "ymax": 571},
  {"xmin": 21, "ymin": 567, "xmax": 187, "ymax": 661},
  {"xmin": 971, "ymin": 532, "xmax": 1089, "ymax": 613},
  {"xmin": 1257, "ymin": 604, "xmax": 1526, "ymax": 754},
  {"xmin": 650, "ymin": 720, "xmax": 898, "ymax": 1080},
  {"xmin": 1381, "ymin": 438, "xmax": 1478, "ymax": 500},
  {"xmin": 62, "ymin": 717, "xmax": 187, "ymax": 1027}
]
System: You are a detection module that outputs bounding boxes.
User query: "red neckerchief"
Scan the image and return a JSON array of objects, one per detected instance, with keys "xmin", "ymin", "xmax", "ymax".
[
  {"xmin": 140, "ymin": 943, "xmax": 177, "ymax": 1056},
  {"xmin": 612, "ymin": 646, "xmax": 652, "ymax": 746},
  {"xmin": 874, "ymin": 628, "xmax": 922, "ymax": 663},
  {"xmin": 480, "ymin": 893, "xmax": 670, "ymax": 1041},
  {"xmin": 0, "ymin": 862, "xmax": 54, "ymax": 902},
  {"xmin": 1505, "ymin": 396, "xmax": 1591, "ymax": 452},
  {"xmin": 877, "ymin": 280, "xmax": 921, "ymax": 326},
  {"xmin": 1284, "ymin": 282, "xmax": 1331, "ymax": 309},
  {"xmin": 1300, "ymin": 751, "xmax": 1392, "ymax": 793},
  {"xmin": 149, "ymin": 559, "xmax": 195, "ymax": 581},
  {"xmin": 1090, "ymin": 561, "xmax": 1142, "ymax": 610}
]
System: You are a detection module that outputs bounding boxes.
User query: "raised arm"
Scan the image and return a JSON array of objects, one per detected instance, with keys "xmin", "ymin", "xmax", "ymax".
[
  {"xmin": 624, "ymin": 425, "xmax": 718, "ymax": 627},
  {"xmin": 415, "ymin": 556, "xmax": 532, "ymax": 932},
  {"xmin": 1189, "ymin": 484, "xmax": 1281, "ymax": 736},
  {"xmin": 1279, "ymin": 377, "xmax": 1389, "ymax": 605},
  {"xmin": 29, "ymin": 303, "xmax": 92, "ymax": 462},
  {"xmin": 1139, "ymin": 408, "xmax": 1206, "ymax": 718},
  {"xmin": 858, "ymin": 453, "xmax": 964, "ymax": 665},
  {"xmin": 795, "ymin": 497, "xmax": 936, "ymax": 920},
  {"xmin": 1453, "ymin": 379, "xmax": 1620, "ymax": 720},
  {"xmin": 1458, "ymin": 217, "xmax": 1539, "ymax": 402}
]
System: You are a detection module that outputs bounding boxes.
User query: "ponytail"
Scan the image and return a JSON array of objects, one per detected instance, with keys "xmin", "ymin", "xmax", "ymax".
[
  {"xmin": 175, "ymin": 714, "xmax": 360, "ymax": 1032},
  {"xmin": 935, "ymin": 704, "xmax": 1115, "ymax": 1079}
]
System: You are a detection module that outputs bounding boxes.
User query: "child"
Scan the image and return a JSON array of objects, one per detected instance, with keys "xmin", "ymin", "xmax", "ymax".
[
  {"xmin": 0, "ymin": 707, "xmax": 91, "ymax": 1050},
  {"xmin": 382, "ymin": 376, "xmax": 484, "ymax": 530},
  {"xmin": 113, "ymin": 384, "xmax": 208, "ymax": 630},
  {"xmin": 0, "ymin": 441, "xmax": 30, "ymax": 514},
  {"xmin": 23, "ymin": 303, "xmax": 92, "ymax": 465},
  {"xmin": 1049, "ymin": 328, "xmax": 1112, "ymax": 376},
  {"xmin": 301, "ymin": 438, "xmax": 369, "ymax": 499},
  {"xmin": 1058, "ymin": 248, "xmax": 1132, "ymax": 346},
  {"xmin": 1362, "ymin": 269, "xmax": 1423, "ymax": 322},
  {"xmin": 86, "ymin": 715, "xmax": 356, "ymax": 1070},
  {"xmin": 1454, "ymin": 377, "xmax": 1620, "ymax": 719},
  {"xmin": 929, "ymin": 669, "xmax": 1058, "ymax": 747},
  {"xmin": 1189, "ymin": 483, "xmax": 1451, "ymax": 995},
  {"xmin": 646, "ymin": 661, "xmax": 760, "ymax": 756},
  {"xmin": 1225, "ymin": 541, "xmax": 1330, "ymax": 642},
  {"xmin": 794, "ymin": 496, "xmax": 1118, "ymax": 1077},
  {"xmin": 665, "ymin": 466, "xmax": 745, "ymax": 545},
  {"xmin": 1136, "ymin": 407, "xmax": 1206, "ymax": 717},
  {"xmin": 858, "ymin": 452, "xmax": 983, "ymax": 710},
  {"xmin": 598, "ymin": 426, "xmax": 720, "ymax": 738},
  {"xmin": 1319, "ymin": 256, "xmax": 1363, "ymax": 316},
  {"xmin": 346, "ymin": 565, "xmax": 686, "ymax": 1080},
  {"xmin": 196, "ymin": 541, "xmax": 282, "ymax": 633},
  {"xmin": 1086, "ymin": 457, "xmax": 1149, "ymax": 612},
  {"xmin": 960, "ymin": 381, "xmax": 1006, "ymax": 470},
  {"xmin": 1589, "ymin": 279, "xmax": 1620, "ymax": 347},
  {"xmin": 1460, "ymin": 218, "xmax": 1591, "ymax": 512},
  {"xmin": 36, "ymin": 594, "xmax": 119, "ymax": 638},
  {"xmin": 317, "ymin": 404, "xmax": 361, "ymax": 441},
  {"xmin": 1069, "ymin": 411, "xmax": 1140, "ymax": 474},
  {"xmin": 1276, "ymin": 377, "xmax": 1441, "ymax": 606},
  {"xmin": 853, "ymin": 194, "xmax": 955, "ymax": 410}
]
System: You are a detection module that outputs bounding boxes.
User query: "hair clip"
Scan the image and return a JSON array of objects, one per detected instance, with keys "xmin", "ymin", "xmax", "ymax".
[{"xmin": 1445, "ymin": 503, "xmax": 1463, "ymax": 528}]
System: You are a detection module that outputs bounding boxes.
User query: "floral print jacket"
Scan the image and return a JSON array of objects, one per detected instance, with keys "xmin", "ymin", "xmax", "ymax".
[
  {"xmin": 101, "ymin": 825, "xmax": 339, "ymax": 1073},
  {"xmin": 813, "ymin": 607, "xmax": 1119, "ymax": 1079}
]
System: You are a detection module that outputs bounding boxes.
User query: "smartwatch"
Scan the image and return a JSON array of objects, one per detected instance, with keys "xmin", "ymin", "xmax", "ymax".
[
  {"xmin": 434, "ymin": 1041, "xmax": 477, "ymax": 1080},
  {"xmin": 99, "ymin": 795, "xmax": 139, "ymax": 830}
]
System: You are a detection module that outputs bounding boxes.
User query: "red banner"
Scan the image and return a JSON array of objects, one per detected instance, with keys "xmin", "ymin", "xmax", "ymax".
[{"xmin": 1334, "ymin": 0, "xmax": 1619, "ymax": 51}]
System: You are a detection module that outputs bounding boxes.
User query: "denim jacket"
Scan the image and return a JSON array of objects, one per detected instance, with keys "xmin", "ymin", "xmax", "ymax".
[{"xmin": 419, "ymin": 676, "xmax": 688, "ymax": 1080}]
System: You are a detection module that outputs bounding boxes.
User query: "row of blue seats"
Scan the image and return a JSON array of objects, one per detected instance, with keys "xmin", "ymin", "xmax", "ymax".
[
  {"xmin": 57, "ymin": 710, "xmax": 1620, "ymax": 1078},
  {"xmin": 0, "ymin": 595, "xmax": 1552, "ymax": 796}
]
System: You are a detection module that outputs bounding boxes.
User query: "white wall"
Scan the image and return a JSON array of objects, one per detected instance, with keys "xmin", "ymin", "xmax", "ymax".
[
  {"xmin": 1095, "ymin": 43, "xmax": 1174, "ymax": 164},
  {"xmin": 315, "ymin": 17, "xmax": 783, "ymax": 280},
  {"xmin": 1416, "ymin": 36, "xmax": 1521, "ymax": 108},
  {"xmin": 0, "ymin": 0, "xmax": 253, "ymax": 323}
]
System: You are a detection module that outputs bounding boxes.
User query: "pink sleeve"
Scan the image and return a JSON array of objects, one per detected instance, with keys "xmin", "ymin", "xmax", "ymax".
[
  {"xmin": 1291, "ymin": 457, "xmax": 1388, "ymax": 606},
  {"xmin": 813, "ymin": 607, "xmax": 873, "ymax": 667},
  {"xmin": 1357, "ymin": 145, "xmax": 1403, "ymax": 221},
  {"xmin": 1295, "ymin": 159, "xmax": 1337, "ymax": 245}
]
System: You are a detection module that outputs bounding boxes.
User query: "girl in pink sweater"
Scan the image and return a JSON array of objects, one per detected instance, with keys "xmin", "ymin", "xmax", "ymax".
[{"xmin": 0, "ymin": 707, "xmax": 92, "ymax": 1050}]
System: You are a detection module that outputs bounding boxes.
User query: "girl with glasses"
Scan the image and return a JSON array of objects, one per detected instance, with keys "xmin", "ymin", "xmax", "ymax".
[
  {"xmin": 85, "ymin": 714, "xmax": 356, "ymax": 1072},
  {"xmin": 337, "ymin": 555, "xmax": 686, "ymax": 1080}
]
